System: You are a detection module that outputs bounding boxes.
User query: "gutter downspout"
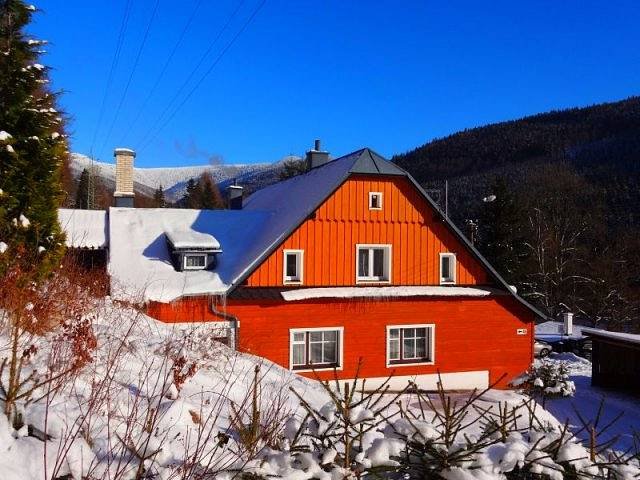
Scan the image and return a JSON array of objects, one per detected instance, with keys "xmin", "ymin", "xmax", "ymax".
[{"xmin": 208, "ymin": 295, "xmax": 238, "ymax": 351}]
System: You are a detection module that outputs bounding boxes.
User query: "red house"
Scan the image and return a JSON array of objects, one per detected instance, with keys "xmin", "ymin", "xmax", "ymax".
[{"xmin": 60, "ymin": 145, "xmax": 544, "ymax": 390}]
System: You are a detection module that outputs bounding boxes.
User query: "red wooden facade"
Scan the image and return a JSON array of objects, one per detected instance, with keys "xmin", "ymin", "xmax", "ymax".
[{"xmin": 147, "ymin": 172, "xmax": 535, "ymax": 389}]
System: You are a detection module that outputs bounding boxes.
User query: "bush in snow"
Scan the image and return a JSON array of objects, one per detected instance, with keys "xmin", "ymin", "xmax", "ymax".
[{"xmin": 513, "ymin": 359, "xmax": 576, "ymax": 404}]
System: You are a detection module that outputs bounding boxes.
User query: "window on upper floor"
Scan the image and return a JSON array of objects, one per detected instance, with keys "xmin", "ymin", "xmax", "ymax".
[
  {"xmin": 183, "ymin": 253, "xmax": 207, "ymax": 270},
  {"xmin": 387, "ymin": 325, "xmax": 434, "ymax": 365},
  {"xmin": 439, "ymin": 253, "xmax": 456, "ymax": 284},
  {"xmin": 356, "ymin": 244, "xmax": 391, "ymax": 283},
  {"xmin": 283, "ymin": 249, "xmax": 304, "ymax": 284},
  {"xmin": 290, "ymin": 328, "xmax": 342, "ymax": 370},
  {"xmin": 369, "ymin": 191, "xmax": 383, "ymax": 210}
]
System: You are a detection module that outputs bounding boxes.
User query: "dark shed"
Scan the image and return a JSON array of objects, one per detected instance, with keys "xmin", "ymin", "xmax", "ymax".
[{"xmin": 582, "ymin": 328, "xmax": 640, "ymax": 394}]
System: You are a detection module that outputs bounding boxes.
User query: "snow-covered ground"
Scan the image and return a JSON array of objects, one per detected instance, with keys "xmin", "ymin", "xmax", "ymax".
[
  {"xmin": 1, "ymin": 299, "xmax": 638, "ymax": 479},
  {"xmin": 537, "ymin": 353, "xmax": 640, "ymax": 453}
]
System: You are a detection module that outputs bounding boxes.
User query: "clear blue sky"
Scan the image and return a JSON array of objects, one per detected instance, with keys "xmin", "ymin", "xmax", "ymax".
[{"xmin": 31, "ymin": 0, "xmax": 640, "ymax": 167}]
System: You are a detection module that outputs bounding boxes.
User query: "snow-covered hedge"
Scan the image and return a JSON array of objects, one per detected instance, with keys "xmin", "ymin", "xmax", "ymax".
[{"xmin": 513, "ymin": 359, "xmax": 576, "ymax": 397}]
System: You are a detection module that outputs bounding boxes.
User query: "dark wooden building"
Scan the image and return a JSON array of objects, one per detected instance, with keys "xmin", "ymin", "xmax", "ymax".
[{"xmin": 582, "ymin": 328, "xmax": 640, "ymax": 394}]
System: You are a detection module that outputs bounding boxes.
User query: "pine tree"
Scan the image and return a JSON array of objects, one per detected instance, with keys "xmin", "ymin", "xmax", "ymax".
[
  {"xmin": 183, "ymin": 177, "xmax": 202, "ymax": 208},
  {"xmin": 75, "ymin": 168, "xmax": 90, "ymax": 209},
  {"xmin": 279, "ymin": 157, "xmax": 307, "ymax": 180},
  {"xmin": 477, "ymin": 177, "xmax": 526, "ymax": 284},
  {"xmin": 199, "ymin": 172, "xmax": 223, "ymax": 209},
  {"xmin": 153, "ymin": 184, "xmax": 166, "ymax": 208},
  {"xmin": 0, "ymin": 1, "xmax": 67, "ymax": 275}
]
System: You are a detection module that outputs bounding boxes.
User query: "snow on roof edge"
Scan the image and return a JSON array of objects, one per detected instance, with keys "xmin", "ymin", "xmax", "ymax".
[
  {"xmin": 581, "ymin": 327, "xmax": 640, "ymax": 345},
  {"xmin": 281, "ymin": 286, "xmax": 496, "ymax": 301}
]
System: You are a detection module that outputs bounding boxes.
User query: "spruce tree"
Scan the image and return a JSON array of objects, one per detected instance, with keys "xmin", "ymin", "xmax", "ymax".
[
  {"xmin": 477, "ymin": 177, "xmax": 526, "ymax": 283},
  {"xmin": 75, "ymin": 168, "xmax": 90, "ymax": 209},
  {"xmin": 199, "ymin": 172, "xmax": 223, "ymax": 209},
  {"xmin": 184, "ymin": 177, "xmax": 201, "ymax": 208},
  {"xmin": 153, "ymin": 184, "xmax": 166, "ymax": 208},
  {"xmin": 0, "ymin": 0, "xmax": 67, "ymax": 275}
]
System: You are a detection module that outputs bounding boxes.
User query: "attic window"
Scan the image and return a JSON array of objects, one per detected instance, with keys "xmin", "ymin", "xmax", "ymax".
[
  {"xmin": 369, "ymin": 192, "xmax": 383, "ymax": 210},
  {"xmin": 357, "ymin": 244, "xmax": 391, "ymax": 283},
  {"xmin": 283, "ymin": 250, "xmax": 304, "ymax": 284},
  {"xmin": 440, "ymin": 253, "xmax": 456, "ymax": 284},
  {"xmin": 184, "ymin": 254, "xmax": 207, "ymax": 270}
]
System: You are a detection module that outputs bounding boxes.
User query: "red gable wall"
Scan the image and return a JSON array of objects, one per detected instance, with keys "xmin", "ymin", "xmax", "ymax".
[{"xmin": 245, "ymin": 175, "xmax": 490, "ymax": 287}]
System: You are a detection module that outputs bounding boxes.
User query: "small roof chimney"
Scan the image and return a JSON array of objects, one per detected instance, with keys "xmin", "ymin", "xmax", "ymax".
[
  {"xmin": 226, "ymin": 183, "xmax": 243, "ymax": 210},
  {"xmin": 305, "ymin": 139, "xmax": 330, "ymax": 169},
  {"xmin": 113, "ymin": 147, "xmax": 135, "ymax": 208}
]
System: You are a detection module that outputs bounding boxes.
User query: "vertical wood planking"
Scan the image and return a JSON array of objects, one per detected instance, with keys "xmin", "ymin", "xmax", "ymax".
[{"xmin": 246, "ymin": 176, "xmax": 490, "ymax": 287}]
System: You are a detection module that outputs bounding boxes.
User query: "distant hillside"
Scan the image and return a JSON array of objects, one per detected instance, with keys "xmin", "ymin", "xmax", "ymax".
[
  {"xmin": 393, "ymin": 97, "xmax": 640, "ymax": 229},
  {"xmin": 68, "ymin": 153, "xmax": 294, "ymax": 204}
]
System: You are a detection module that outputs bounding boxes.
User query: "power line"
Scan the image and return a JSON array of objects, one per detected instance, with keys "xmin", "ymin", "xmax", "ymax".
[
  {"xmin": 89, "ymin": 0, "xmax": 133, "ymax": 155},
  {"xmin": 134, "ymin": 0, "xmax": 250, "ymax": 150},
  {"xmin": 122, "ymin": 0, "xmax": 204, "ymax": 144},
  {"xmin": 100, "ymin": 0, "xmax": 161, "ymax": 153},
  {"xmin": 138, "ymin": 0, "xmax": 266, "ymax": 153}
]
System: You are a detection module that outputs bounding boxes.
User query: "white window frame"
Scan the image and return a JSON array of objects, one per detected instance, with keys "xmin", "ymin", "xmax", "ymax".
[
  {"xmin": 289, "ymin": 327, "xmax": 344, "ymax": 372},
  {"xmin": 386, "ymin": 324, "xmax": 435, "ymax": 368},
  {"xmin": 183, "ymin": 253, "xmax": 207, "ymax": 270},
  {"xmin": 356, "ymin": 244, "xmax": 392, "ymax": 284},
  {"xmin": 368, "ymin": 191, "xmax": 383, "ymax": 210},
  {"xmin": 439, "ymin": 252, "xmax": 457, "ymax": 285},
  {"xmin": 283, "ymin": 249, "xmax": 304, "ymax": 284}
]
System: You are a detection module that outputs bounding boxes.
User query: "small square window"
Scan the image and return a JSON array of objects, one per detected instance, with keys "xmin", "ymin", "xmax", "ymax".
[
  {"xmin": 283, "ymin": 250, "xmax": 304, "ymax": 284},
  {"xmin": 369, "ymin": 192, "xmax": 383, "ymax": 210},
  {"xmin": 356, "ymin": 245, "xmax": 391, "ymax": 283},
  {"xmin": 183, "ymin": 254, "xmax": 207, "ymax": 270},
  {"xmin": 440, "ymin": 253, "xmax": 456, "ymax": 284}
]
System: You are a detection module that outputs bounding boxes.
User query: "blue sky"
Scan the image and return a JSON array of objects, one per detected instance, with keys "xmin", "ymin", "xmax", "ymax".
[{"xmin": 32, "ymin": 1, "xmax": 640, "ymax": 167}]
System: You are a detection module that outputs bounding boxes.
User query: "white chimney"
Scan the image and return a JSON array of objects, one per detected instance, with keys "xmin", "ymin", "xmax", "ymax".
[
  {"xmin": 562, "ymin": 312, "xmax": 574, "ymax": 336},
  {"xmin": 113, "ymin": 147, "xmax": 135, "ymax": 207}
]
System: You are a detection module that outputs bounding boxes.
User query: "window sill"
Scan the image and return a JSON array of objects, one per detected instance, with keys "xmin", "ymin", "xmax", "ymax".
[
  {"xmin": 291, "ymin": 365, "xmax": 342, "ymax": 373},
  {"xmin": 439, "ymin": 281, "xmax": 456, "ymax": 285},
  {"xmin": 283, "ymin": 280, "xmax": 303, "ymax": 285},
  {"xmin": 356, "ymin": 279, "xmax": 391, "ymax": 284},
  {"xmin": 386, "ymin": 360, "xmax": 434, "ymax": 368}
]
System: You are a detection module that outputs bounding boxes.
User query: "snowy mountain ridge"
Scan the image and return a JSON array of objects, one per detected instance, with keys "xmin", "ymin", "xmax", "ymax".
[{"xmin": 69, "ymin": 153, "xmax": 297, "ymax": 201}]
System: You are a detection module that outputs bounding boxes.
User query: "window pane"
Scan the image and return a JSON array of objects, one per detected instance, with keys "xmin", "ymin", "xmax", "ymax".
[
  {"xmin": 286, "ymin": 253, "xmax": 298, "ymax": 278},
  {"xmin": 310, "ymin": 342, "xmax": 323, "ymax": 364},
  {"xmin": 310, "ymin": 331, "xmax": 324, "ymax": 342},
  {"xmin": 186, "ymin": 255, "xmax": 206, "ymax": 267},
  {"xmin": 292, "ymin": 344, "xmax": 305, "ymax": 365},
  {"xmin": 415, "ymin": 339, "xmax": 426, "ymax": 358},
  {"xmin": 373, "ymin": 249, "xmax": 385, "ymax": 277},
  {"xmin": 323, "ymin": 331, "xmax": 337, "ymax": 342},
  {"xmin": 415, "ymin": 328, "xmax": 426, "ymax": 339},
  {"xmin": 358, "ymin": 249, "xmax": 369, "ymax": 277},
  {"xmin": 403, "ymin": 338, "xmax": 415, "ymax": 358},
  {"xmin": 389, "ymin": 338, "xmax": 400, "ymax": 360},
  {"xmin": 441, "ymin": 256, "xmax": 451, "ymax": 280},
  {"xmin": 389, "ymin": 328, "xmax": 400, "ymax": 339},
  {"xmin": 404, "ymin": 328, "xmax": 415, "ymax": 339},
  {"xmin": 293, "ymin": 332, "xmax": 305, "ymax": 342},
  {"xmin": 323, "ymin": 340, "xmax": 337, "ymax": 363},
  {"xmin": 371, "ymin": 194, "xmax": 379, "ymax": 208}
]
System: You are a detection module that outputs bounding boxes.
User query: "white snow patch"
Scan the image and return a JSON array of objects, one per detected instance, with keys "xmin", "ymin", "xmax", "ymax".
[
  {"xmin": 165, "ymin": 229, "xmax": 221, "ymax": 250},
  {"xmin": 581, "ymin": 327, "xmax": 640, "ymax": 345},
  {"xmin": 281, "ymin": 286, "xmax": 495, "ymax": 301},
  {"xmin": 6, "ymin": 144, "xmax": 14, "ymax": 153},
  {"xmin": 0, "ymin": 242, "xmax": 7, "ymax": 254},
  {"xmin": 0, "ymin": 130, "xmax": 12, "ymax": 141},
  {"xmin": 58, "ymin": 209, "xmax": 107, "ymax": 249}
]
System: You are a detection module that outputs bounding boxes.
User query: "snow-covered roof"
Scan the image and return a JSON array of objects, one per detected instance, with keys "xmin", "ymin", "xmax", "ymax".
[
  {"xmin": 165, "ymin": 229, "xmax": 221, "ymax": 251},
  {"xmin": 535, "ymin": 321, "xmax": 587, "ymax": 339},
  {"xmin": 581, "ymin": 327, "xmax": 640, "ymax": 346},
  {"xmin": 281, "ymin": 286, "xmax": 496, "ymax": 301},
  {"xmin": 58, "ymin": 209, "xmax": 108, "ymax": 249},
  {"xmin": 108, "ymin": 208, "xmax": 270, "ymax": 302}
]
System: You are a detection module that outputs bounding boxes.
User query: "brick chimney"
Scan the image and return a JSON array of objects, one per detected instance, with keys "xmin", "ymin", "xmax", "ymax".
[
  {"xmin": 305, "ymin": 139, "xmax": 330, "ymax": 169},
  {"xmin": 113, "ymin": 148, "xmax": 135, "ymax": 207}
]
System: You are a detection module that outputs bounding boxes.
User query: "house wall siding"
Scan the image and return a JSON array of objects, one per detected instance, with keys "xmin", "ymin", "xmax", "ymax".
[
  {"xmin": 245, "ymin": 175, "xmax": 489, "ymax": 287},
  {"xmin": 147, "ymin": 295, "xmax": 534, "ymax": 388}
]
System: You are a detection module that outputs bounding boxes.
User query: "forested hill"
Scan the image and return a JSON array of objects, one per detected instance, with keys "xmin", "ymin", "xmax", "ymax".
[
  {"xmin": 393, "ymin": 97, "xmax": 640, "ymax": 329},
  {"xmin": 393, "ymin": 96, "xmax": 640, "ymax": 183}
]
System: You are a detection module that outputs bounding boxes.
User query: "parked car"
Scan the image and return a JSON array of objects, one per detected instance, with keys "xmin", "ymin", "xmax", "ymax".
[{"xmin": 534, "ymin": 339, "xmax": 552, "ymax": 357}]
